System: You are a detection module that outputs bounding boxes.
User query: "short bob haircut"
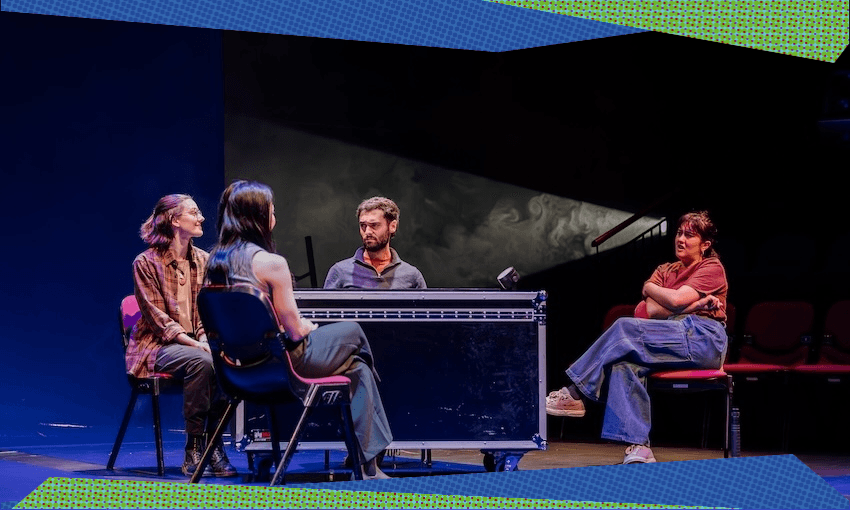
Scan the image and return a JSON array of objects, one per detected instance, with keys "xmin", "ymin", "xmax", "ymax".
[
  {"xmin": 677, "ymin": 210, "xmax": 719, "ymax": 259},
  {"xmin": 206, "ymin": 180, "xmax": 275, "ymax": 284},
  {"xmin": 356, "ymin": 196, "xmax": 400, "ymax": 238},
  {"xmin": 140, "ymin": 194, "xmax": 193, "ymax": 251}
]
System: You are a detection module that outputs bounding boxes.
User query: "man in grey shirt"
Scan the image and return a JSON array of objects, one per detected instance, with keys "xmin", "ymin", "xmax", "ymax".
[{"xmin": 324, "ymin": 196, "xmax": 426, "ymax": 289}]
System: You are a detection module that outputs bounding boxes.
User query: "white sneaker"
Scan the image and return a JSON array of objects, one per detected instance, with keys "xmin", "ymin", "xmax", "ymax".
[
  {"xmin": 545, "ymin": 387, "xmax": 586, "ymax": 417},
  {"xmin": 623, "ymin": 444, "xmax": 656, "ymax": 464}
]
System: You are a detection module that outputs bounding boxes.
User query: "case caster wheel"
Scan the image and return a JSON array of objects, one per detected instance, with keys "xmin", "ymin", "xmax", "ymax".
[
  {"xmin": 482, "ymin": 450, "xmax": 524, "ymax": 472},
  {"xmin": 251, "ymin": 454, "xmax": 274, "ymax": 482}
]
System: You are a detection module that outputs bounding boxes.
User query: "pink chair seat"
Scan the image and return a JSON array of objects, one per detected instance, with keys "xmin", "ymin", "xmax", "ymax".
[
  {"xmin": 293, "ymin": 373, "xmax": 351, "ymax": 386},
  {"xmin": 651, "ymin": 369, "xmax": 727, "ymax": 379},
  {"xmin": 127, "ymin": 372, "xmax": 174, "ymax": 380},
  {"xmin": 282, "ymin": 348, "xmax": 352, "ymax": 386}
]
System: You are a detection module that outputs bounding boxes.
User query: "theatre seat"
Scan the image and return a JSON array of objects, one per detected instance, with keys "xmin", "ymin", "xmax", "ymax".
[
  {"xmin": 788, "ymin": 301, "xmax": 850, "ymax": 449},
  {"xmin": 726, "ymin": 301, "xmax": 814, "ymax": 369},
  {"xmin": 722, "ymin": 301, "xmax": 815, "ymax": 451}
]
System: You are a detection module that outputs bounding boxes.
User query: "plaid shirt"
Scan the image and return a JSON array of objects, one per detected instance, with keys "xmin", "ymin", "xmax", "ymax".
[{"xmin": 126, "ymin": 243, "xmax": 209, "ymax": 378}]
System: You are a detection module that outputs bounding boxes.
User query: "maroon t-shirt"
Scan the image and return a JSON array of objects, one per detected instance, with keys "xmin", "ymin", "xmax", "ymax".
[{"xmin": 634, "ymin": 257, "xmax": 728, "ymax": 322}]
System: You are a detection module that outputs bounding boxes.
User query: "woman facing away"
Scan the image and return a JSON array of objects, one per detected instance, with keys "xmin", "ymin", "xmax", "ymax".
[
  {"xmin": 127, "ymin": 194, "xmax": 237, "ymax": 477},
  {"xmin": 205, "ymin": 180, "xmax": 393, "ymax": 480},
  {"xmin": 546, "ymin": 210, "xmax": 729, "ymax": 464}
]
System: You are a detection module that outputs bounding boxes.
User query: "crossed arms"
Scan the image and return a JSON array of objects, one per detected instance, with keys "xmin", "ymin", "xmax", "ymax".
[{"xmin": 642, "ymin": 282, "xmax": 720, "ymax": 319}]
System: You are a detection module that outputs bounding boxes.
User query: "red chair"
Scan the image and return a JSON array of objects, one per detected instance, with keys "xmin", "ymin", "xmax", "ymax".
[
  {"xmin": 648, "ymin": 368, "xmax": 736, "ymax": 457},
  {"xmin": 793, "ymin": 300, "xmax": 850, "ymax": 376},
  {"xmin": 647, "ymin": 303, "xmax": 738, "ymax": 457},
  {"xmin": 193, "ymin": 284, "xmax": 364, "ymax": 485},
  {"xmin": 789, "ymin": 300, "xmax": 850, "ymax": 450},
  {"xmin": 722, "ymin": 301, "xmax": 815, "ymax": 451},
  {"xmin": 723, "ymin": 301, "xmax": 815, "ymax": 379},
  {"xmin": 107, "ymin": 295, "xmax": 180, "ymax": 476},
  {"xmin": 601, "ymin": 304, "xmax": 637, "ymax": 331}
]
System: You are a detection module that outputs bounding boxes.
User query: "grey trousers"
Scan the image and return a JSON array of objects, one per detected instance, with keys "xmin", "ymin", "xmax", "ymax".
[
  {"xmin": 155, "ymin": 343, "xmax": 227, "ymax": 438},
  {"xmin": 288, "ymin": 321, "xmax": 393, "ymax": 462}
]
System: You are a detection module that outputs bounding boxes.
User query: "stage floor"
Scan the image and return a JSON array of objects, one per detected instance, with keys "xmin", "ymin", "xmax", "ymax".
[{"xmin": 2, "ymin": 430, "xmax": 848, "ymax": 507}]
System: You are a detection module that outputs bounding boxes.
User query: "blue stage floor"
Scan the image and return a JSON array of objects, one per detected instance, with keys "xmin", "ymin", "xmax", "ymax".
[
  {"xmin": 2, "ymin": 425, "xmax": 849, "ymax": 508},
  {"xmin": 0, "ymin": 425, "xmax": 490, "ymax": 507}
]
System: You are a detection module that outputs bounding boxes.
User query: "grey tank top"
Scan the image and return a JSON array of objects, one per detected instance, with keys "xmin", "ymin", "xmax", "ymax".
[{"xmin": 225, "ymin": 242, "xmax": 270, "ymax": 295}]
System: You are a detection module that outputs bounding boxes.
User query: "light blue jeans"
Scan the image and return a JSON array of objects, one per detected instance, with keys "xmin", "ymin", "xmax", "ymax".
[{"xmin": 565, "ymin": 315, "xmax": 727, "ymax": 446}]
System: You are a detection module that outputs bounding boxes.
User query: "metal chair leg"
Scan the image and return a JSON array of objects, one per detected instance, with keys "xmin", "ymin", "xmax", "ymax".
[
  {"xmin": 150, "ymin": 380, "xmax": 164, "ymax": 476},
  {"xmin": 270, "ymin": 386, "xmax": 319, "ymax": 486},
  {"xmin": 725, "ymin": 375, "xmax": 741, "ymax": 458},
  {"xmin": 723, "ymin": 380, "xmax": 731, "ymax": 458},
  {"xmin": 268, "ymin": 405, "xmax": 282, "ymax": 469},
  {"xmin": 107, "ymin": 388, "xmax": 139, "ymax": 470},
  {"xmin": 270, "ymin": 408, "xmax": 316, "ymax": 486}
]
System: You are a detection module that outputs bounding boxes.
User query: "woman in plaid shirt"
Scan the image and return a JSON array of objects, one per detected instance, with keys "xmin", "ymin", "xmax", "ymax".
[{"xmin": 128, "ymin": 194, "xmax": 237, "ymax": 478}]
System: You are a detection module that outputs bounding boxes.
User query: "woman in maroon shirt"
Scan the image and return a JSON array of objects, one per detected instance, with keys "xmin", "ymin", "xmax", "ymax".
[{"xmin": 546, "ymin": 211, "xmax": 728, "ymax": 464}]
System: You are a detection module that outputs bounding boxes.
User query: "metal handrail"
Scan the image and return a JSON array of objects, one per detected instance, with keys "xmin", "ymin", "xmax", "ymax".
[
  {"xmin": 591, "ymin": 190, "xmax": 677, "ymax": 250},
  {"xmin": 594, "ymin": 217, "xmax": 669, "ymax": 265},
  {"xmin": 631, "ymin": 218, "xmax": 668, "ymax": 248}
]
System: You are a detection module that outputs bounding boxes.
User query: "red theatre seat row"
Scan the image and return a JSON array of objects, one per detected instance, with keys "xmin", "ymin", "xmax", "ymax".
[{"xmin": 724, "ymin": 300, "xmax": 850, "ymax": 377}]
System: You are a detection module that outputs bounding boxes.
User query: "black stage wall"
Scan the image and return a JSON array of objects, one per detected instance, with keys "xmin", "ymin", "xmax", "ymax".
[{"xmin": 2, "ymin": 10, "xmax": 848, "ymax": 448}]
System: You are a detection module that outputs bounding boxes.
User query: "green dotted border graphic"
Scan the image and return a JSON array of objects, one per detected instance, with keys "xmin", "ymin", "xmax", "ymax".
[
  {"xmin": 13, "ymin": 477, "xmax": 730, "ymax": 509},
  {"xmin": 485, "ymin": 0, "xmax": 849, "ymax": 62}
]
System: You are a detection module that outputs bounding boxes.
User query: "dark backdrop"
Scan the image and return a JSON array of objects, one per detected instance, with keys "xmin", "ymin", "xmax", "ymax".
[
  {"xmin": 2, "ymin": 9, "xmax": 848, "ymax": 450},
  {"xmin": 220, "ymin": 31, "xmax": 850, "ymax": 450},
  {"xmin": 1, "ymin": 12, "xmax": 224, "ymax": 438}
]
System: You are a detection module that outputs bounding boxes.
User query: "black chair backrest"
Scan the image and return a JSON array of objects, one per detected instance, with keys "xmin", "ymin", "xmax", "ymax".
[{"xmin": 197, "ymin": 285, "xmax": 299, "ymax": 404}]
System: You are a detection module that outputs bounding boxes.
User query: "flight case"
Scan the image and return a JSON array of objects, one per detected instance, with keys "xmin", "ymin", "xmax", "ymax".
[{"xmin": 233, "ymin": 288, "xmax": 548, "ymax": 475}]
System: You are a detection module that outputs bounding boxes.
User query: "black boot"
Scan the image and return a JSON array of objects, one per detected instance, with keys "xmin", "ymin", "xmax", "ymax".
[
  {"xmin": 208, "ymin": 436, "xmax": 238, "ymax": 477},
  {"xmin": 182, "ymin": 435, "xmax": 213, "ymax": 477}
]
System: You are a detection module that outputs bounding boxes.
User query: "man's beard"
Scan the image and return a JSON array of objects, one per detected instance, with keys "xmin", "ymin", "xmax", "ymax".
[{"xmin": 363, "ymin": 235, "xmax": 390, "ymax": 252}]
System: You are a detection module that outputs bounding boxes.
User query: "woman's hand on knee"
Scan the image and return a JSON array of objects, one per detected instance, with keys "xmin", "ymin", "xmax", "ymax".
[{"xmin": 300, "ymin": 317, "xmax": 318, "ymax": 333}]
